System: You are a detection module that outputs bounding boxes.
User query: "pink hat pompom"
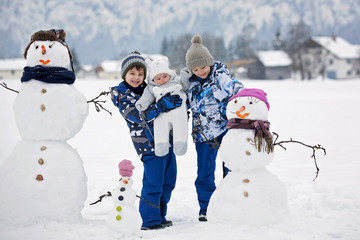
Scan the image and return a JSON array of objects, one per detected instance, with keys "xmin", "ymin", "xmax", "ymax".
[{"xmin": 118, "ymin": 159, "xmax": 135, "ymax": 177}]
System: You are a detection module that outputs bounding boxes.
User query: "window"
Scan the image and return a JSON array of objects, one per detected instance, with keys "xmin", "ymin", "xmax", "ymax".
[{"xmin": 329, "ymin": 59, "xmax": 333, "ymax": 65}]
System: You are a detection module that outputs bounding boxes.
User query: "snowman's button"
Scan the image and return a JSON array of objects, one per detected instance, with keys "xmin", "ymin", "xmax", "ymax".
[
  {"xmin": 38, "ymin": 158, "xmax": 44, "ymax": 165},
  {"xmin": 246, "ymin": 150, "xmax": 251, "ymax": 156},
  {"xmin": 116, "ymin": 215, "xmax": 122, "ymax": 221},
  {"xmin": 247, "ymin": 138, "xmax": 251, "ymax": 142},
  {"xmin": 118, "ymin": 195, "xmax": 124, "ymax": 201},
  {"xmin": 116, "ymin": 206, "xmax": 122, "ymax": 212},
  {"xmin": 41, "ymin": 104, "xmax": 46, "ymax": 111},
  {"xmin": 40, "ymin": 146, "xmax": 47, "ymax": 151},
  {"xmin": 120, "ymin": 187, "xmax": 126, "ymax": 192},
  {"xmin": 36, "ymin": 174, "xmax": 44, "ymax": 181},
  {"xmin": 243, "ymin": 192, "xmax": 249, "ymax": 197},
  {"xmin": 243, "ymin": 179, "xmax": 250, "ymax": 183},
  {"xmin": 41, "ymin": 89, "xmax": 47, "ymax": 94}
]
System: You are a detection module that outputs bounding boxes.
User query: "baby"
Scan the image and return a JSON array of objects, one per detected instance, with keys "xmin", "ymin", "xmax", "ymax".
[{"xmin": 135, "ymin": 57, "xmax": 189, "ymax": 157}]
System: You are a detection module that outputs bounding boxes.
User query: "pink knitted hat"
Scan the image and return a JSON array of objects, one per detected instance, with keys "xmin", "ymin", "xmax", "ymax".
[
  {"xmin": 118, "ymin": 159, "xmax": 135, "ymax": 177},
  {"xmin": 229, "ymin": 88, "xmax": 270, "ymax": 110}
]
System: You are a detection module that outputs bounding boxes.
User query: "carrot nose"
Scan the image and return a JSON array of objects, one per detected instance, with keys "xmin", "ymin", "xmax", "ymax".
[
  {"xmin": 41, "ymin": 45, "xmax": 46, "ymax": 55},
  {"xmin": 123, "ymin": 179, "xmax": 128, "ymax": 184},
  {"xmin": 236, "ymin": 106, "xmax": 249, "ymax": 119}
]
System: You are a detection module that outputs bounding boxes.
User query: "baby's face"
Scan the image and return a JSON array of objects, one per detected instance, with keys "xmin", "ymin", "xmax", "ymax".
[{"xmin": 153, "ymin": 73, "xmax": 170, "ymax": 85}]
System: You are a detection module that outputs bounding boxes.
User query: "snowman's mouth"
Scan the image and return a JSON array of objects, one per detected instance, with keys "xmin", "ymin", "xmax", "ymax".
[{"xmin": 39, "ymin": 59, "xmax": 50, "ymax": 65}]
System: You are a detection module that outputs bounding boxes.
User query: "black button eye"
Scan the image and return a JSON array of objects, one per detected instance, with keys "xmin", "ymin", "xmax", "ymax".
[
  {"xmin": 249, "ymin": 101, "xmax": 253, "ymax": 104},
  {"xmin": 234, "ymin": 100, "xmax": 238, "ymax": 103},
  {"xmin": 118, "ymin": 196, "xmax": 124, "ymax": 201},
  {"xmin": 120, "ymin": 187, "xmax": 126, "ymax": 192}
]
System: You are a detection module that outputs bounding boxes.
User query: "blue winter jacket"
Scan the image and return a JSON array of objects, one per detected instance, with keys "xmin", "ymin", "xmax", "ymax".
[
  {"xmin": 187, "ymin": 61, "xmax": 244, "ymax": 143},
  {"xmin": 110, "ymin": 81, "xmax": 162, "ymax": 158}
]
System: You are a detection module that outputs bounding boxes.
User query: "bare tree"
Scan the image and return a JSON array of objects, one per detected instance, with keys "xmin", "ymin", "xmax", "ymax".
[{"xmin": 284, "ymin": 20, "xmax": 312, "ymax": 80}]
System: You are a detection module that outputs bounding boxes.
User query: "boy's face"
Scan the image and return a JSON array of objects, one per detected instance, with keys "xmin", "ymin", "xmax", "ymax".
[
  {"xmin": 192, "ymin": 66, "xmax": 211, "ymax": 79},
  {"xmin": 125, "ymin": 66, "xmax": 145, "ymax": 88},
  {"xmin": 153, "ymin": 73, "xmax": 170, "ymax": 85}
]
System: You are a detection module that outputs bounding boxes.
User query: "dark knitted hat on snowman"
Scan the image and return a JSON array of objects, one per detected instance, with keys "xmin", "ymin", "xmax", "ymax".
[
  {"xmin": 186, "ymin": 35, "xmax": 214, "ymax": 70},
  {"xmin": 121, "ymin": 51, "xmax": 147, "ymax": 80},
  {"xmin": 23, "ymin": 29, "xmax": 73, "ymax": 61}
]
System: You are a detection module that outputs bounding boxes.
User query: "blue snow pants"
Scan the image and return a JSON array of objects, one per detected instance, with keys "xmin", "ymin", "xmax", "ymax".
[
  {"xmin": 140, "ymin": 147, "xmax": 177, "ymax": 227},
  {"xmin": 195, "ymin": 133, "xmax": 226, "ymax": 216}
]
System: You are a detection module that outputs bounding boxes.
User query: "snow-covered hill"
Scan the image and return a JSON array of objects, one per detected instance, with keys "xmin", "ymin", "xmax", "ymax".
[{"xmin": 1, "ymin": 0, "xmax": 360, "ymax": 64}]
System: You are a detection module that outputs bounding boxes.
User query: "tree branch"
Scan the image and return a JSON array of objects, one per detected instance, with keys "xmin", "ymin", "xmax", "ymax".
[
  {"xmin": 87, "ymin": 91, "xmax": 112, "ymax": 115},
  {"xmin": 272, "ymin": 132, "xmax": 326, "ymax": 181},
  {"xmin": 89, "ymin": 191, "xmax": 112, "ymax": 205},
  {"xmin": 0, "ymin": 82, "xmax": 19, "ymax": 94}
]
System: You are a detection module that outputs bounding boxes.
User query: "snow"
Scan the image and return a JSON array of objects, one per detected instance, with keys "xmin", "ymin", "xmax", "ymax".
[
  {"xmin": 312, "ymin": 36, "xmax": 360, "ymax": 59},
  {"xmin": 257, "ymin": 51, "xmax": 292, "ymax": 67},
  {"xmin": 1, "ymin": 78, "xmax": 360, "ymax": 240}
]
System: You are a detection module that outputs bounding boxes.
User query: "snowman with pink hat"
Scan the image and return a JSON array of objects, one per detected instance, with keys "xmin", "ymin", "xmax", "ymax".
[
  {"xmin": 207, "ymin": 88, "xmax": 291, "ymax": 226},
  {"xmin": 106, "ymin": 159, "xmax": 141, "ymax": 234}
]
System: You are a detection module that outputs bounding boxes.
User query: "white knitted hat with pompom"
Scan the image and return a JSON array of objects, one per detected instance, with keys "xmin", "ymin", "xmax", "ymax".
[{"xmin": 185, "ymin": 35, "xmax": 214, "ymax": 70}]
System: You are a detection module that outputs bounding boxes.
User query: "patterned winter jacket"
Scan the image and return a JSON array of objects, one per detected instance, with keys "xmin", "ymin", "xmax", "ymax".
[
  {"xmin": 110, "ymin": 81, "xmax": 162, "ymax": 158},
  {"xmin": 187, "ymin": 61, "xmax": 244, "ymax": 143}
]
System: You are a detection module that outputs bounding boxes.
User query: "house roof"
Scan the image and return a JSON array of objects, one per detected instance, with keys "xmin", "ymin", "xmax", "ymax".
[
  {"xmin": 0, "ymin": 58, "xmax": 26, "ymax": 71},
  {"xmin": 257, "ymin": 50, "xmax": 292, "ymax": 67},
  {"xmin": 312, "ymin": 36, "xmax": 360, "ymax": 59}
]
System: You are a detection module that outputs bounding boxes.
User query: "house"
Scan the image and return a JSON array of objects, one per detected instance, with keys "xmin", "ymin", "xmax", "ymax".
[
  {"xmin": 0, "ymin": 58, "xmax": 26, "ymax": 79},
  {"xmin": 225, "ymin": 59, "xmax": 254, "ymax": 79},
  {"xmin": 96, "ymin": 53, "xmax": 166, "ymax": 79},
  {"xmin": 300, "ymin": 36, "xmax": 360, "ymax": 79},
  {"xmin": 247, "ymin": 51, "xmax": 292, "ymax": 80}
]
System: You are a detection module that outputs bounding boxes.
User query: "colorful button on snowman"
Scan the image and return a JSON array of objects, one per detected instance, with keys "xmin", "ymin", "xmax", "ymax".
[
  {"xmin": 106, "ymin": 159, "xmax": 141, "ymax": 234},
  {"xmin": 207, "ymin": 88, "xmax": 291, "ymax": 227},
  {"xmin": 0, "ymin": 29, "xmax": 88, "ymax": 225}
]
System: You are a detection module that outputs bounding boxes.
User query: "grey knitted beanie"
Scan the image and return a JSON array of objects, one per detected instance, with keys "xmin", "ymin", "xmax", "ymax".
[
  {"xmin": 121, "ymin": 51, "xmax": 147, "ymax": 80},
  {"xmin": 186, "ymin": 35, "xmax": 214, "ymax": 70}
]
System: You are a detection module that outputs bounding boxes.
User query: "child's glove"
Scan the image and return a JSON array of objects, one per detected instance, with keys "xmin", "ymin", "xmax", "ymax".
[{"xmin": 156, "ymin": 93, "xmax": 182, "ymax": 113}]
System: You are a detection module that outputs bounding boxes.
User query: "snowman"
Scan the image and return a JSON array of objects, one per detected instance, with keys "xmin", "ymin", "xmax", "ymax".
[
  {"xmin": 207, "ymin": 88, "xmax": 290, "ymax": 226},
  {"xmin": 0, "ymin": 29, "xmax": 88, "ymax": 225},
  {"xmin": 106, "ymin": 159, "xmax": 141, "ymax": 234}
]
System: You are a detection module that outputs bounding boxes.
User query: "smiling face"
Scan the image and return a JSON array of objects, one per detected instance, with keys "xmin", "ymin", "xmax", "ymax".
[
  {"xmin": 226, "ymin": 96, "xmax": 269, "ymax": 121},
  {"xmin": 26, "ymin": 40, "xmax": 71, "ymax": 69},
  {"xmin": 124, "ymin": 66, "xmax": 145, "ymax": 88},
  {"xmin": 191, "ymin": 65, "xmax": 211, "ymax": 79}
]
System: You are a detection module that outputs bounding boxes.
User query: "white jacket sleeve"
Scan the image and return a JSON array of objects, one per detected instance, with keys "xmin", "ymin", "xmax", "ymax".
[{"xmin": 135, "ymin": 86, "xmax": 156, "ymax": 111}]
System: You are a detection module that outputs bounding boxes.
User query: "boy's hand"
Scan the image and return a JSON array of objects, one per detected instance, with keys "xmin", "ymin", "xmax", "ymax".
[{"xmin": 156, "ymin": 93, "xmax": 182, "ymax": 112}]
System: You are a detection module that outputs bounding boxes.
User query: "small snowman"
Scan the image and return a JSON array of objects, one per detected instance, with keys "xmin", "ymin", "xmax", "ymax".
[
  {"xmin": 207, "ymin": 88, "xmax": 290, "ymax": 226},
  {"xmin": 106, "ymin": 159, "xmax": 141, "ymax": 234},
  {"xmin": 0, "ymin": 29, "xmax": 88, "ymax": 225}
]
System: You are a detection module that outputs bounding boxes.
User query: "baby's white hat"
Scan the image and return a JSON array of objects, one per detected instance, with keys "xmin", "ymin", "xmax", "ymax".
[{"xmin": 146, "ymin": 56, "xmax": 175, "ymax": 81}]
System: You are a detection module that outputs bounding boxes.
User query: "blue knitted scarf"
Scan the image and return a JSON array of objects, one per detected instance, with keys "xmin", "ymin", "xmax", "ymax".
[{"xmin": 21, "ymin": 65, "xmax": 75, "ymax": 84}]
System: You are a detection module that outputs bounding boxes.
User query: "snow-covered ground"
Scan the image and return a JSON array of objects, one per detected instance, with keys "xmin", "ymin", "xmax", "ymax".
[{"xmin": 1, "ymin": 78, "xmax": 359, "ymax": 240}]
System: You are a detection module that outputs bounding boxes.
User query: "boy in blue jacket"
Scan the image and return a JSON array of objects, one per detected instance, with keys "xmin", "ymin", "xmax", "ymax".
[
  {"xmin": 110, "ymin": 51, "xmax": 182, "ymax": 230},
  {"xmin": 181, "ymin": 35, "xmax": 244, "ymax": 222}
]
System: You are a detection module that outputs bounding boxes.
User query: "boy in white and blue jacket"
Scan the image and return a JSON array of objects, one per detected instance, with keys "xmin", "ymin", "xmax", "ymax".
[
  {"xmin": 110, "ymin": 51, "xmax": 182, "ymax": 230},
  {"xmin": 181, "ymin": 35, "xmax": 244, "ymax": 222}
]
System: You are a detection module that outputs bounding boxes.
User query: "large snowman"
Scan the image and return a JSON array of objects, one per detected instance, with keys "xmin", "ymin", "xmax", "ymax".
[
  {"xmin": 0, "ymin": 29, "xmax": 88, "ymax": 225},
  {"xmin": 107, "ymin": 159, "xmax": 141, "ymax": 234},
  {"xmin": 207, "ymin": 88, "xmax": 290, "ymax": 226}
]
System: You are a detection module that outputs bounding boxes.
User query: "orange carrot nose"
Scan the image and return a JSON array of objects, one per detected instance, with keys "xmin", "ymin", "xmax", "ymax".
[
  {"xmin": 41, "ymin": 45, "xmax": 46, "ymax": 55},
  {"xmin": 236, "ymin": 106, "xmax": 249, "ymax": 119},
  {"xmin": 123, "ymin": 179, "xmax": 128, "ymax": 184}
]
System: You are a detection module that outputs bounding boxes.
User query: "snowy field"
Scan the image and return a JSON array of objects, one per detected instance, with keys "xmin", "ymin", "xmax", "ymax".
[{"xmin": 1, "ymin": 78, "xmax": 359, "ymax": 240}]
